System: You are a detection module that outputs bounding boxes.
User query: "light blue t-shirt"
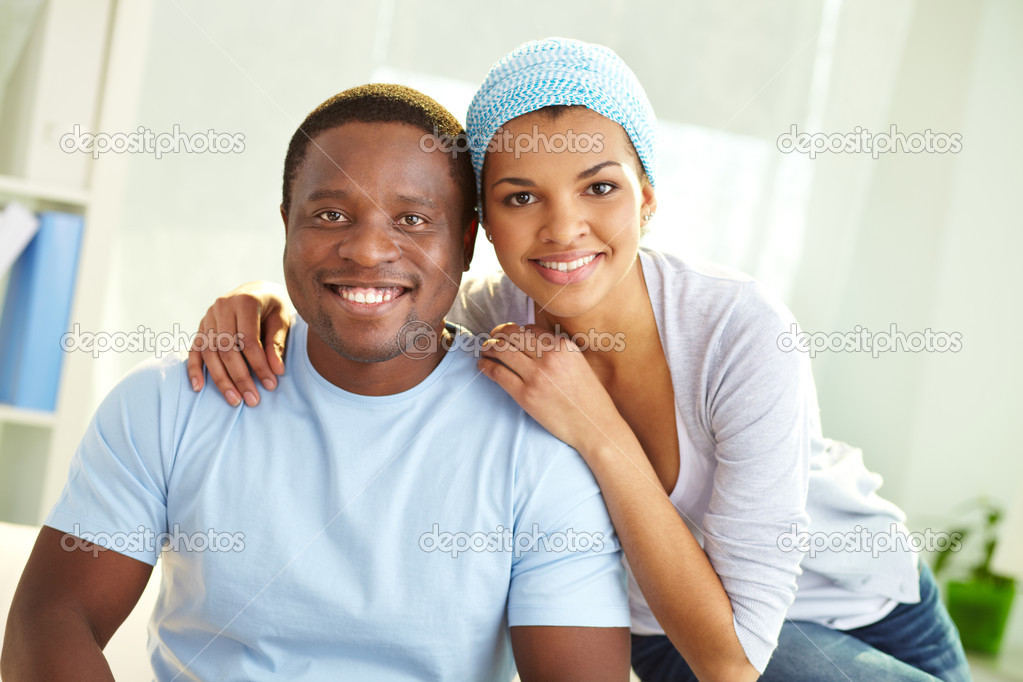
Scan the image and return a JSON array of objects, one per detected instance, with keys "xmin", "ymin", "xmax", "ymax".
[{"xmin": 46, "ymin": 318, "xmax": 630, "ymax": 681}]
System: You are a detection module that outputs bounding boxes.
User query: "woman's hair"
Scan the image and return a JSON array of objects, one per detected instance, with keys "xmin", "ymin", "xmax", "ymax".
[{"xmin": 282, "ymin": 83, "xmax": 476, "ymax": 226}]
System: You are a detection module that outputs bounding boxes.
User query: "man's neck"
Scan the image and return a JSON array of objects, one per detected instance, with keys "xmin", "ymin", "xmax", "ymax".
[{"xmin": 305, "ymin": 325, "xmax": 451, "ymax": 396}]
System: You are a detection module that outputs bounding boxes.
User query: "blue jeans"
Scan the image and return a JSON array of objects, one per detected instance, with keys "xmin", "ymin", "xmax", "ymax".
[{"xmin": 631, "ymin": 562, "xmax": 971, "ymax": 681}]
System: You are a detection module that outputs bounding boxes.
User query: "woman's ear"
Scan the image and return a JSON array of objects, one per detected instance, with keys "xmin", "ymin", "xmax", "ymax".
[{"xmin": 641, "ymin": 181, "xmax": 657, "ymax": 224}]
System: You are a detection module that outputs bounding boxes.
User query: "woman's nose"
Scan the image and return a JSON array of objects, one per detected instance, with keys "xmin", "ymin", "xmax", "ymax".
[{"xmin": 540, "ymin": 200, "xmax": 589, "ymax": 245}]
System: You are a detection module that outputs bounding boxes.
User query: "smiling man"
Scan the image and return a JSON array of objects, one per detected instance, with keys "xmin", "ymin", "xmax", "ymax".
[{"xmin": 1, "ymin": 85, "xmax": 631, "ymax": 681}]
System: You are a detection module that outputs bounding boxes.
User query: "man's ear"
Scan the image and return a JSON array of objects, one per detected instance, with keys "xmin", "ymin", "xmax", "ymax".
[
  {"xmin": 280, "ymin": 204, "xmax": 289, "ymax": 235},
  {"xmin": 462, "ymin": 217, "xmax": 479, "ymax": 272}
]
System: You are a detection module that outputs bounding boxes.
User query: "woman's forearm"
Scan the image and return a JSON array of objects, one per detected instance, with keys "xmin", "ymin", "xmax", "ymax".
[
  {"xmin": 475, "ymin": 327, "xmax": 763, "ymax": 679},
  {"xmin": 579, "ymin": 425, "xmax": 760, "ymax": 682}
]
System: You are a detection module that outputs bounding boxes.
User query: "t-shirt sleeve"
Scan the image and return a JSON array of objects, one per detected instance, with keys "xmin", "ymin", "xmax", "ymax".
[
  {"xmin": 44, "ymin": 356, "xmax": 182, "ymax": 566},
  {"xmin": 701, "ymin": 282, "xmax": 813, "ymax": 672},
  {"xmin": 506, "ymin": 429, "xmax": 631, "ymax": 628}
]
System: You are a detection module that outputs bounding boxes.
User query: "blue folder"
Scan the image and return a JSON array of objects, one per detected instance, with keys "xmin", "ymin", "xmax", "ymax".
[{"xmin": 0, "ymin": 211, "xmax": 85, "ymax": 411}]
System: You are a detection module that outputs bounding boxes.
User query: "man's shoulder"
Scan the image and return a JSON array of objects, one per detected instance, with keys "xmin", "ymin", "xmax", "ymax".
[
  {"xmin": 93, "ymin": 352, "xmax": 237, "ymax": 434},
  {"xmin": 102, "ymin": 352, "xmax": 191, "ymax": 406},
  {"xmin": 438, "ymin": 327, "xmax": 519, "ymax": 408},
  {"xmin": 437, "ymin": 330, "xmax": 578, "ymax": 451}
]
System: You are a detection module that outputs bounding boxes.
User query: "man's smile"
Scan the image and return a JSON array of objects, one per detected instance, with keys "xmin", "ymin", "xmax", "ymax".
[
  {"xmin": 327, "ymin": 282, "xmax": 412, "ymax": 315},
  {"xmin": 333, "ymin": 285, "xmax": 408, "ymax": 304}
]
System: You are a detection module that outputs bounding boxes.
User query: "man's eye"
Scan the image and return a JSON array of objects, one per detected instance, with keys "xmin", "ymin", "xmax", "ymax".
[
  {"xmin": 317, "ymin": 210, "xmax": 345, "ymax": 222},
  {"xmin": 398, "ymin": 215, "xmax": 426, "ymax": 227}
]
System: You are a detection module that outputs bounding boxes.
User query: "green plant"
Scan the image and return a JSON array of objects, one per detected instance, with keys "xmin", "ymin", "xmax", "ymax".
[
  {"xmin": 933, "ymin": 496, "xmax": 1017, "ymax": 655},
  {"xmin": 933, "ymin": 497, "xmax": 1015, "ymax": 587}
]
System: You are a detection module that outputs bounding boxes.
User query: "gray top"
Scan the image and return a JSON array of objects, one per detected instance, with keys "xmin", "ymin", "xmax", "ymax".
[{"xmin": 449, "ymin": 247, "xmax": 918, "ymax": 672}]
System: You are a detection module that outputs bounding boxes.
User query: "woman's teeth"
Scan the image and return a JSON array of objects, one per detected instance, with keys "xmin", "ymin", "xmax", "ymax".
[
  {"xmin": 537, "ymin": 254, "xmax": 597, "ymax": 272},
  {"xmin": 336, "ymin": 286, "xmax": 401, "ymax": 304}
]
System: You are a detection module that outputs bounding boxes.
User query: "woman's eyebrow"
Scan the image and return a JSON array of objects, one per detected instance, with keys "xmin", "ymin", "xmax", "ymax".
[
  {"xmin": 577, "ymin": 160, "xmax": 621, "ymax": 180},
  {"xmin": 490, "ymin": 176, "xmax": 536, "ymax": 190},
  {"xmin": 490, "ymin": 160, "xmax": 623, "ymax": 191}
]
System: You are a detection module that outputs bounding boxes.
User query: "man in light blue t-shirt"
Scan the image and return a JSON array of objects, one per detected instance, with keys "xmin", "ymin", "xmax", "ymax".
[{"xmin": 1, "ymin": 85, "xmax": 631, "ymax": 681}]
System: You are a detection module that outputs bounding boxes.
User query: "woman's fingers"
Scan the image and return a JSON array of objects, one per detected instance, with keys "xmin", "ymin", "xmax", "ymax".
[
  {"xmin": 199, "ymin": 341, "xmax": 244, "ymax": 407},
  {"xmin": 479, "ymin": 338, "xmax": 532, "ymax": 383},
  {"xmin": 487, "ymin": 323, "xmax": 570, "ymax": 359},
  {"xmin": 477, "ymin": 353, "xmax": 524, "ymax": 397},
  {"xmin": 187, "ymin": 287, "xmax": 295, "ymax": 406},
  {"xmin": 205, "ymin": 313, "xmax": 263, "ymax": 406},
  {"xmin": 187, "ymin": 309, "xmax": 226, "ymax": 394},
  {"xmin": 478, "ymin": 325, "xmax": 578, "ymax": 410},
  {"xmin": 186, "ymin": 336, "xmax": 208, "ymax": 392},
  {"xmin": 189, "ymin": 303, "xmax": 258, "ymax": 407},
  {"xmin": 234, "ymin": 311, "xmax": 277, "ymax": 393},
  {"xmin": 479, "ymin": 322, "xmax": 612, "ymax": 450},
  {"xmin": 262, "ymin": 310, "xmax": 289, "ymax": 378}
]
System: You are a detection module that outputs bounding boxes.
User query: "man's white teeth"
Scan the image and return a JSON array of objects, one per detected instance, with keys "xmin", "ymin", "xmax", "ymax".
[
  {"xmin": 538, "ymin": 254, "xmax": 597, "ymax": 272},
  {"xmin": 337, "ymin": 286, "xmax": 400, "ymax": 304}
]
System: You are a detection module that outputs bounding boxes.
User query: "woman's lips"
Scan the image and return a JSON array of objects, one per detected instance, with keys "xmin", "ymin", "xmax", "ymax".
[{"xmin": 530, "ymin": 253, "xmax": 603, "ymax": 284}]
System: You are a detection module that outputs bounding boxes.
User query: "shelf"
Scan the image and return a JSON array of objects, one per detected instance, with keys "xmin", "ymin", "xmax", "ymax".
[
  {"xmin": 0, "ymin": 404, "xmax": 57, "ymax": 428},
  {"xmin": 0, "ymin": 0, "xmax": 123, "ymax": 527},
  {"xmin": 0, "ymin": 174, "xmax": 89, "ymax": 209}
]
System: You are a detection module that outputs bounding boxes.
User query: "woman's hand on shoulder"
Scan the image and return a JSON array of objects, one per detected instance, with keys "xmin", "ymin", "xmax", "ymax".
[
  {"xmin": 186, "ymin": 280, "xmax": 294, "ymax": 407},
  {"xmin": 477, "ymin": 323, "xmax": 624, "ymax": 456}
]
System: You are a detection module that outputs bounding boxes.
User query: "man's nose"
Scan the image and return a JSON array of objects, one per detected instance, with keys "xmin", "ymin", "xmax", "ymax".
[{"xmin": 339, "ymin": 215, "xmax": 402, "ymax": 267}]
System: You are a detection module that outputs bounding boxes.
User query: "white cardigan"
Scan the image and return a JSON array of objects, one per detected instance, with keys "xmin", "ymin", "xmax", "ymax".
[{"xmin": 449, "ymin": 247, "xmax": 918, "ymax": 672}]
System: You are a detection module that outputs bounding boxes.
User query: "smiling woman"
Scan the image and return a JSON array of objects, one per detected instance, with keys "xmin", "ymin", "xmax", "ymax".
[{"xmin": 481, "ymin": 107, "xmax": 653, "ymax": 321}]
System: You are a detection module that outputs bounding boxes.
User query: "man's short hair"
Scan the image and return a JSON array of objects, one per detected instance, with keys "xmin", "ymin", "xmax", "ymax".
[{"xmin": 282, "ymin": 83, "xmax": 476, "ymax": 226}]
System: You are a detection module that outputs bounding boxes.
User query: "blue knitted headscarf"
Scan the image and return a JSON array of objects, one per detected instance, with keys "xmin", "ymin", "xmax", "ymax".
[{"xmin": 466, "ymin": 37, "xmax": 657, "ymax": 203}]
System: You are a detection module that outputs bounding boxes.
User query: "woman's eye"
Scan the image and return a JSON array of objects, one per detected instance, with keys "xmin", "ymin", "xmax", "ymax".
[
  {"xmin": 588, "ymin": 182, "xmax": 616, "ymax": 196},
  {"xmin": 506, "ymin": 192, "xmax": 535, "ymax": 206},
  {"xmin": 317, "ymin": 210, "xmax": 345, "ymax": 222}
]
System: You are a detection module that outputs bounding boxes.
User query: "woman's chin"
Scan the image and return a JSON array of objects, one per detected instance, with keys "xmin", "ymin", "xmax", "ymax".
[{"xmin": 531, "ymin": 292, "xmax": 602, "ymax": 324}]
